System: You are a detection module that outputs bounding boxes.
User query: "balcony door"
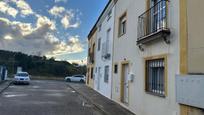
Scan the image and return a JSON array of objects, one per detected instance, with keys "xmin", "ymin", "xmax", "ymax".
[
  {"xmin": 150, "ymin": 0, "xmax": 166, "ymax": 32},
  {"xmin": 106, "ymin": 28, "xmax": 111, "ymax": 55}
]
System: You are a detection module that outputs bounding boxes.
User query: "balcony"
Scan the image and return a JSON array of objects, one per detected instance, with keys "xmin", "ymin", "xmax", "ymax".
[
  {"xmin": 102, "ymin": 42, "xmax": 111, "ymax": 60},
  {"xmin": 176, "ymin": 75, "xmax": 204, "ymax": 109},
  {"xmin": 88, "ymin": 52, "xmax": 94, "ymax": 64},
  {"xmin": 137, "ymin": 0, "xmax": 170, "ymax": 46}
]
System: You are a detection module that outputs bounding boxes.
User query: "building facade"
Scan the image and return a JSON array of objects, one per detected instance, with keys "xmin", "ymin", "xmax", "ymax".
[
  {"xmin": 87, "ymin": 0, "xmax": 204, "ymax": 115},
  {"xmin": 93, "ymin": 0, "xmax": 115, "ymax": 98},
  {"xmin": 112, "ymin": 0, "xmax": 180, "ymax": 115},
  {"xmin": 178, "ymin": 0, "xmax": 204, "ymax": 115},
  {"xmin": 86, "ymin": 26, "xmax": 97, "ymax": 88}
]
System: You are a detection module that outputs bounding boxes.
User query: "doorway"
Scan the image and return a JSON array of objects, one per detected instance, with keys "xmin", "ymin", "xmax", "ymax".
[{"xmin": 121, "ymin": 62, "xmax": 129, "ymax": 104}]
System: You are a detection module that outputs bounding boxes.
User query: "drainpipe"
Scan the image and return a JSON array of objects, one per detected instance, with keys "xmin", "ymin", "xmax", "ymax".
[{"xmin": 110, "ymin": 2, "xmax": 116, "ymax": 100}]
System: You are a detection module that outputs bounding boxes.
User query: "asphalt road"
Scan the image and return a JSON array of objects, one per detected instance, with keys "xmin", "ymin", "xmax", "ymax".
[{"xmin": 0, "ymin": 80, "xmax": 104, "ymax": 115}]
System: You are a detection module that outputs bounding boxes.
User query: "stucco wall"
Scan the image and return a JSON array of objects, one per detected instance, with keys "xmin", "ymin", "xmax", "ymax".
[
  {"xmin": 94, "ymin": 3, "xmax": 115, "ymax": 98},
  {"xmin": 188, "ymin": 107, "xmax": 204, "ymax": 115},
  {"xmin": 86, "ymin": 30, "xmax": 97, "ymax": 89},
  {"xmin": 185, "ymin": 0, "xmax": 204, "ymax": 114},
  {"xmin": 112, "ymin": 0, "xmax": 180, "ymax": 115},
  {"xmin": 187, "ymin": 0, "xmax": 204, "ymax": 74}
]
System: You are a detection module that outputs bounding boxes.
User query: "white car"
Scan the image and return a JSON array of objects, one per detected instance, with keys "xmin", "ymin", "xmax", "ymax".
[
  {"xmin": 65, "ymin": 75, "xmax": 86, "ymax": 83},
  {"xmin": 14, "ymin": 72, "xmax": 30, "ymax": 85}
]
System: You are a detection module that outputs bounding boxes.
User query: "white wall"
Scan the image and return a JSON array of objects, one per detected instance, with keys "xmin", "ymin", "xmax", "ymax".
[
  {"xmin": 112, "ymin": 0, "xmax": 180, "ymax": 115},
  {"xmin": 94, "ymin": 3, "xmax": 115, "ymax": 98}
]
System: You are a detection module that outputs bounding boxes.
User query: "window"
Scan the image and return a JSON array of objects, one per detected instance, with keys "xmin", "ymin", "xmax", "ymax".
[
  {"xmin": 88, "ymin": 48, "xmax": 91, "ymax": 55},
  {"xmin": 74, "ymin": 75, "xmax": 84, "ymax": 78},
  {"xmin": 106, "ymin": 29, "xmax": 111, "ymax": 53},
  {"xmin": 92, "ymin": 43, "xmax": 95, "ymax": 63},
  {"xmin": 104, "ymin": 66, "xmax": 109, "ymax": 83},
  {"xmin": 107, "ymin": 10, "xmax": 112, "ymax": 21},
  {"xmin": 114, "ymin": 64, "xmax": 118, "ymax": 74},
  {"xmin": 119, "ymin": 13, "xmax": 127, "ymax": 36},
  {"xmin": 151, "ymin": 0, "xmax": 167, "ymax": 32},
  {"xmin": 145, "ymin": 58, "xmax": 166, "ymax": 96},
  {"xmin": 98, "ymin": 24, "xmax": 102, "ymax": 32},
  {"xmin": 97, "ymin": 38, "xmax": 101, "ymax": 51},
  {"xmin": 91, "ymin": 67, "xmax": 94, "ymax": 79},
  {"xmin": 87, "ymin": 68, "xmax": 90, "ymax": 84},
  {"xmin": 95, "ymin": 67, "xmax": 97, "ymax": 73},
  {"xmin": 16, "ymin": 73, "xmax": 29, "ymax": 77}
]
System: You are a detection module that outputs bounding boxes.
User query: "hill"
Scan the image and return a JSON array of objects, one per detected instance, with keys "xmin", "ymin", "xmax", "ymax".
[{"xmin": 0, "ymin": 50, "xmax": 86, "ymax": 78}]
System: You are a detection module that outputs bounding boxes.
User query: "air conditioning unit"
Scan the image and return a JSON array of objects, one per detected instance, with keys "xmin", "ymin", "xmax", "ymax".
[
  {"xmin": 104, "ymin": 53, "xmax": 111, "ymax": 59},
  {"xmin": 101, "ymin": 42, "xmax": 111, "ymax": 60}
]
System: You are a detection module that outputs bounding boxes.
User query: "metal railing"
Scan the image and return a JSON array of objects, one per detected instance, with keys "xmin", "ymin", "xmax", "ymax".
[
  {"xmin": 137, "ymin": 0, "xmax": 169, "ymax": 41},
  {"xmin": 88, "ymin": 52, "xmax": 94, "ymax": 64},
  {"xmin": 146, "ymin": 58, "xmax": 165, "ymax": 97}
]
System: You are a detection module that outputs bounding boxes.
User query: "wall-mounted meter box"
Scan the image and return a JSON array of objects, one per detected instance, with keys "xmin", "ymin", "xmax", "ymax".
[
  {"xmin": 176, "ymin": 75, "xmax": 204, "ymax": 109},
  {"xmin": 128, "ymin": 72, "xmax": 135, "ymax": 82}
]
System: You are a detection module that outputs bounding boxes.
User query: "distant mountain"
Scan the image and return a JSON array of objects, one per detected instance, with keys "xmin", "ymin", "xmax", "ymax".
[{"xmin": 0, "ymin": 50, "xmax": 86, "ymax": 77}]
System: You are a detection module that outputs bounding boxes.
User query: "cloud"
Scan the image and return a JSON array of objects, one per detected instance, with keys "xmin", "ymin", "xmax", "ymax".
[
  {"xmin": 68, "ymin": 57, "xmax": 87, "ymax": 65},
  {"xmin": 55, "ymin": 0, "xmax": 67, "ymax": 3},
  {"xmin": 0, "ymin": 1, "xmax": 18, "ymax": 17},
  {"xmin": 0, "ymin": 16, "xmax": 55, "ymax": 36},
  {"xmin": 47, "ymin": 35, "xmax": 84, "ymax": 57},
  {"xmin": 0, "ymin": 0, "xmax": 82, "ymax": 61},
  {"xmin": 0, "ymin": 18, "xmax": 24, "ymax": 39},
  {"xmin": 4, "ymin": 35, "xmax": 13, "ymax": 40},
  {"xmin": 49, "ymin": 6, "xmax": 80, "ymax": 29},
  {"xmin": 49, "ymin": 6, "xmax": 65, "ymax": 17},
  {"xmin": 61, "ymin": 15, "xmax": 80, "ymax": 29},
  {"xmin": 11, "ymin": 0, "xmax": 34, "ymax": 16},
  {"xmin": 36, "ymin": 15, "xmax": 56, "ymax": 30},
  {"xmin": 12, "ymin": 21, "xmax": 34, "ymax": 36},
  {"xmin": 0, "ymin": 17, "xmax": 83, "ymax": 58},
  {"xmin": 61, "ymin": 15, "xmax": 70, "ymax": 29}
]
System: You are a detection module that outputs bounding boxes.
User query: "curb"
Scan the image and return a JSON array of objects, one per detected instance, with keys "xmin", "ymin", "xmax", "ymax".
[
  {"xmin": 67, "ymin": 84, "xmax": 109, "ymax": 115},
  {"xmin": 0, "ymin": 81, "xmax": 13, "ymax": 94}
]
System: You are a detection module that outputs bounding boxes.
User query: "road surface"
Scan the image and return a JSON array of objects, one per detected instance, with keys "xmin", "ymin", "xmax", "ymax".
[{"xmin": 0, "ymin": 80, "xmax": 104, "ymax": 115}]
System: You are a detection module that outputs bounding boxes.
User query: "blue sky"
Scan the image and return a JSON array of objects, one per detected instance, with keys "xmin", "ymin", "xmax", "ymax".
[{"xmin": 0, "ymin": 0, "xmax": 108, "ymax": 64}]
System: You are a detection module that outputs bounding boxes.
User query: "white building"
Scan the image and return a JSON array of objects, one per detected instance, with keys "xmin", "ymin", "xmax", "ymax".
[
  {"xmin": 87, "ymin": 0, "xmax": 204, "ymax": 115},
  {"xmin": 93, "ymin": 0, "xmax": 116, "ymax": 98}
]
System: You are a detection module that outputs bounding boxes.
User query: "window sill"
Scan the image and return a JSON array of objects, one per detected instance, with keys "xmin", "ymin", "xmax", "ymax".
[
  {"xmin": 145, "ymin": 91, "xmax": 166, "ymax": 98},
  {"xmin": 118, "ymin": 33, "xmax": 126, "ymax": 38}
]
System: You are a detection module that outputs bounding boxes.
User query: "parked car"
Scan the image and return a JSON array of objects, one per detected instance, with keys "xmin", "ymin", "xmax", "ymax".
[
  {"xmin": 65, "ymin": 75, "xmax": 86, "ymax": 83},
  {"xmin": 14, "ymin": 72, "xmax": 30, "ymax": 85}
]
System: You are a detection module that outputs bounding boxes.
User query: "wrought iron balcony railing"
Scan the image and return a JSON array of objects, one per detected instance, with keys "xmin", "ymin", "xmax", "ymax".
[
  {"xmin": 88, "ymin": 52, "xmax": 94, "ymax": 64},
  {"xmin": 137, "ymin": 0, "xmax": 170, "ymax": 45}
]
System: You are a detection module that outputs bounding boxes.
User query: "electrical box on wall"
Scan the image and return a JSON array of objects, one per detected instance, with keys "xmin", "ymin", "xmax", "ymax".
[
  {"xmin": 176, "ymin": 75, "xmax": 204, "ymax": 109},
  {"xmin": 128, "ymin": 72, "xmax": 134, "ymax": 82}
]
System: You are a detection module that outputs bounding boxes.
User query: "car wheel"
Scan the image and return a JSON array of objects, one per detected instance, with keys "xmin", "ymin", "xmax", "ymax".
[
  {"xmin": 66, "ymin": 79, "xmax": 71, "ymax": 82},
  {"xmin": 80, "ymin": 79, "xmax": 84, "ymax": 83}
]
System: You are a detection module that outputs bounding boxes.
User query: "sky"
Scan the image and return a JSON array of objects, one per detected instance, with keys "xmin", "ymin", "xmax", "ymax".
[{"xmin": 0, "ymin": 0, "xmax": 108, "ymax": 65}]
